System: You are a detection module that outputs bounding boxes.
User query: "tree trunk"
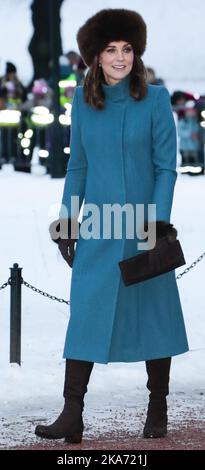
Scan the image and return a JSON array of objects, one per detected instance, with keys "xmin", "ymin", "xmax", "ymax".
[{"xmin": 28, "ymin": 0, "xmax": 64, "ymax": 83}]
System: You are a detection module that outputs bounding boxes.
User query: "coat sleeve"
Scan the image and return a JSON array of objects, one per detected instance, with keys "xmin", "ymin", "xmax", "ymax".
[
  {"xmin": 151, "ymin": 86, "xmax": 177, "ymax": 222},
  {"xmin": 59, "ymin": 87, "xmax": 87, "ymax": 219}
]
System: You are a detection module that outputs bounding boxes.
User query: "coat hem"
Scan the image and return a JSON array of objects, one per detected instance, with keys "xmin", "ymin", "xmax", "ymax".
[{"xmin": 63, "ymin": 346, "xmax": 189, "ymax": 364}]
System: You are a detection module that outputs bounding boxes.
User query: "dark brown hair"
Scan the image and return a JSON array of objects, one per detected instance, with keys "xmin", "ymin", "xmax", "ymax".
[{"xmin": 83, "ymin": 54, "xmax": 148, "ymax": 110}]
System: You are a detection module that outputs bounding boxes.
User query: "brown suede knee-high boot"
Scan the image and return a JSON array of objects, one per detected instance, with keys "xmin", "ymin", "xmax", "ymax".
[
  {"xmin": 35, "ymin": 359, "xmax": 94, "ymax": 443},
  {"xmin": 143, "ymin": 357, "xmax": 171, "ymax": 438}
]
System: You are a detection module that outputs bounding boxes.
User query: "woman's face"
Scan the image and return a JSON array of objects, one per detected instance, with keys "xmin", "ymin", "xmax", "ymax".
[{"xmin": 99, "ymin": 41, "xmax": 134, "ymax": 85}]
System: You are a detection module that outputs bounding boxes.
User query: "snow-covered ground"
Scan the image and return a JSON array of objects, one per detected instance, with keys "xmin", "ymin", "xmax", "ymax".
[{"xmin": 0, "ymin": 164, "xmax": 205, "ymax": 448}]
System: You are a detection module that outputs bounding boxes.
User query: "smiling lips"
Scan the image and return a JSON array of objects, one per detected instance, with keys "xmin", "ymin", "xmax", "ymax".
[{"xmin": 112, "ymin": 65, "xmax": 126, "ymax": 69}]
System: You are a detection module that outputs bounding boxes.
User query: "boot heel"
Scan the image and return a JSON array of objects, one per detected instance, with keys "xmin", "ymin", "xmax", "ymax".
[
  {"xmin": 65, "ymin": 432, "xmax": 83, "ymax": 444},
  {"xmin": 143, "ymin": 397, "xmax": 168, "ymax": 439}
]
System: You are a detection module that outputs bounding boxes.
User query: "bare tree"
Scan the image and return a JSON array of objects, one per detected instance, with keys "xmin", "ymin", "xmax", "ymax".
[{"xmin": 28, "ymin": 0, "xmax": 64, "ymax": 83}]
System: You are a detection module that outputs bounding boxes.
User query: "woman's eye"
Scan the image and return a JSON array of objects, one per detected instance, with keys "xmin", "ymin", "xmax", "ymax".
[
  {"xmin": 124, "ymin": 47, "xmax": 133, "ymax": 53},
  {"xmin": 106, "ymin": 47, "xmax": 133, "ymax": 54}
]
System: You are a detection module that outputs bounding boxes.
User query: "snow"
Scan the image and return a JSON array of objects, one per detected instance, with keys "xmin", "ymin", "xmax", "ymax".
[{"xmin": 0, "ymin": 163, "xmax": 205, "ymax": 448}]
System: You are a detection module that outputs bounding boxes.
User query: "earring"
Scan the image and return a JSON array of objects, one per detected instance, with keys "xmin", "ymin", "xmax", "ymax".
[{"xmin": 99, "ymin": 63, "xmax": 102, "ymax": 67}]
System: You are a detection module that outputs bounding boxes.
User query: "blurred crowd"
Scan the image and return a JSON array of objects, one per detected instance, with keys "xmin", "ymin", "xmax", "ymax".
[
  {"xmin": 0, "ymin": 52, "xmax": 205, "ymax": 173},
  {"xmin": 0, "ymin": 51, "xmax": 86, "ymax": 111}
]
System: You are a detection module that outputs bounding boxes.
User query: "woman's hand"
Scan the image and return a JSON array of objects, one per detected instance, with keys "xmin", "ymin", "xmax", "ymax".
[
  {"xmin": 49, "ymin": 218, "xmax": 80, "ymax": 268},
  {"xmin": 144, "ymin": 221, "xmax": 177, "ymax": 243},
  {"xmin": 58, "ymin": 239, "xmax": 76, "ymax": 267}
]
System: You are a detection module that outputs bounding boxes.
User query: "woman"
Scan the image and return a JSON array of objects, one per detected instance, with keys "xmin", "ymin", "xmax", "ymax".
[{"xmin": 35, "ymin": 9, "xmax": 188, "ymax": 442}]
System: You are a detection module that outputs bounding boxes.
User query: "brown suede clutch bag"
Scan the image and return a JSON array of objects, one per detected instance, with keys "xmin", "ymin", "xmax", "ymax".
[{"xmin": 119, "ymin": 238, "xmax": 186, "ymax": 286}]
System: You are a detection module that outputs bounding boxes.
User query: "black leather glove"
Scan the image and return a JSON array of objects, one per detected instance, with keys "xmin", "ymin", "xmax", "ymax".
[
  {"xmin": 49, "ymin": 218, "xmax": 80, "ymax": 268},
  {"xmin": 144, "ymin": 221, "xmax": 177, "ymax": 243},
  {"xmin": 57, "ymin": 238, "xmax": 76, "ymax": 267}
]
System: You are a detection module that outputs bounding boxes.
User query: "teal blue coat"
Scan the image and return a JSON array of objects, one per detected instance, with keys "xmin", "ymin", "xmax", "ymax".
[{"xmin": 61, "ymin": 75, "xmax": 188, "ymax": 364}]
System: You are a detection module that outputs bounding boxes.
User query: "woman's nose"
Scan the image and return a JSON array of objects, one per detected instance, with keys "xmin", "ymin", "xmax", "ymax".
[{"xmin": 115, "ymin": 51, "xmax": 124, "ymax": 60}]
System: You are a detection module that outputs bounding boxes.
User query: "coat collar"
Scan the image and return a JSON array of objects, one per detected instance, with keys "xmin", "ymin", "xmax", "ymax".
[{"xmin": 102, "ymin": 74, "xmax": 131, "ymax": 102}]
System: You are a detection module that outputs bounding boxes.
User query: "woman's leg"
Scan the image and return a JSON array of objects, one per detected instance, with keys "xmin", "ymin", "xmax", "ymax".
[
  {"xmin": 143, "ymin": 357, "xmax": 171, "ymax": 438},
  {"xmin": 35, "ymin": 359, "xmax": 94, "ymax": 443}
]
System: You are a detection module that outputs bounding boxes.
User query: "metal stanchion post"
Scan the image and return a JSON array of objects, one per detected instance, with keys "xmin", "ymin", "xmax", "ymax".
[{"xmin": 10, "ymin": 263, "xmax": 23, "ymax": 365}]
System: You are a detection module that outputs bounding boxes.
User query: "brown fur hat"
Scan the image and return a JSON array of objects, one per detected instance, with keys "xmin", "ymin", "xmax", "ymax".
[{"xmin": 77, "ymin": 9, "xmax": 147, "ymax": 66}]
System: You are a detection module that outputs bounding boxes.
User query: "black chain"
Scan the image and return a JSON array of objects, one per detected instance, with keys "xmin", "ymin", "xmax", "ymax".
[
  {"xmin": 0, "ymin": 281, "xmax": 9, "ymax": 291},
  {"xmin": 22, "ymin": 280, "xmax": 70, "ymax": 305},
  {"xmin": 1, "ymin": 251, "xmax": 205, "ymax": 303},
  {"xmin": 176, "ymin": 252, "xmax": 205, "ymax": 279},
  {"xmin": 21, "ymin": 251, "xmax": 205, "ymax": 302}
]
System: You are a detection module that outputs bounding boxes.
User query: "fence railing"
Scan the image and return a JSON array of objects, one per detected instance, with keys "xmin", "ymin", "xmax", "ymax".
[{"xmin": 1, "ymin": 253, "xmax": 205, "ymax": 365}]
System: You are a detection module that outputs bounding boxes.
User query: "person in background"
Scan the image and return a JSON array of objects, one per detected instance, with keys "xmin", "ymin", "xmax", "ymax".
[
  {"xmin": 171, "ymin": 90, "xmax": 196, "ymax": 119},
  {"xmin": 178, "ymin": 101, "xmax": 203, "ymax": 165},
  {"xmin": 146, "ymin": 66, "xmax": 164, "ymax": 86},
  {"xmin": 0, "ymin": 62, "xmax": 26, "ymax": 108},
  {"xmin": 49, "ymin": 51, "xmax": 84, "ymax": 106},
  {"xmin": 0, "ymin": 64, "xmax": 25, "ymax": 163},
  {"xmin": 20, "ymin": 78, "xmax": 53, "ymax": 111},
  {"xmin": 60, "ymin": 51, "xmax": 80, "ymax": 80}
]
